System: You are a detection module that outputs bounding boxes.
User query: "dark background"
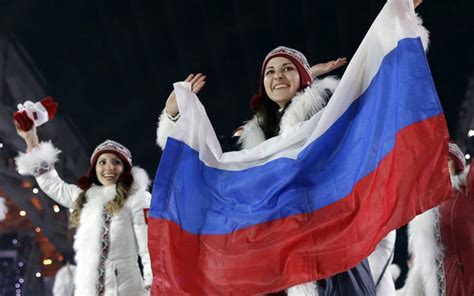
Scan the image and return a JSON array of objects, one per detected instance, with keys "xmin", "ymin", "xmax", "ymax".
[
  {"xmin": 0, "ymin": 0, "xmax": 473, "ymax": 293},
  {"xmin": 2, "ymin": 0, "xmax": 473, "ymax": 174}
]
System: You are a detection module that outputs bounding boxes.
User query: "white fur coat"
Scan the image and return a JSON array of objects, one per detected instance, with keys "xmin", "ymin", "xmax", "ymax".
[{"xmin": 15, "ymin": 142, "xmax": 152, "ymax": 296}]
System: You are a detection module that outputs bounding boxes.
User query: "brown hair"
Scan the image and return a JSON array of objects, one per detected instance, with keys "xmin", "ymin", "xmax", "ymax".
[{"xmin": 69, "ymin": 176, "xmax": 132, "ymax": 228}]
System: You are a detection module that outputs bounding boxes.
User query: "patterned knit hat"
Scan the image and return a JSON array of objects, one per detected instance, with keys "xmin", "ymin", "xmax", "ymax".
[
  {"xmin": 90, "ymin": 140, "xmax": 132, "ymax": 168},
  {"xmin": 250, "ymin": 46, "xmax": 313, "ymax": 111},
  {"xmin": 79, "ymin": 140, "xmax": 133, "ymax": 189},
  {"xmin": 448, "ymin": 142, "xmax": 466, "ymax": 174}
]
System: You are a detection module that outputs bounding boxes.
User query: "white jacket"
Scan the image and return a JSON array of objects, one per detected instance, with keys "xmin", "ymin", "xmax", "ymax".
[
  {"xmin": 16, "ymin": 142, "xmax": 152, "ymax": 296},
  {"xmin": 53, "ymin": 264, "xmax": 76, "ymax": 296}
]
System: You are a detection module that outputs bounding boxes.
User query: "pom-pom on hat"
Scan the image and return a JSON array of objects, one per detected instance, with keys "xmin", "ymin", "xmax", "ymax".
[
  {"xmin": 250, "ymin": 46, "xmax": 313, "ymax": 111},
  {"xmin": 79, "ymin": 140, "xmax": 133, "ymax": 189},
  {"xmin": 448, "ymin": 142, "xmax": 466, "ymax": 174}
]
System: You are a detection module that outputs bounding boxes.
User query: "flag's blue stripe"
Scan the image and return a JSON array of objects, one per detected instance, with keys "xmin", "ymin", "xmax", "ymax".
[{"xmin": 151, "ymin": 37, "xmax": 442, "ymax": 235}]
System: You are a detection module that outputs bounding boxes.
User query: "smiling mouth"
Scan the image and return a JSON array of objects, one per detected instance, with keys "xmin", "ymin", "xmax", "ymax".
[
  {"xmin": 273, "ymin": 84, "xmax": 289, "ymax": 90},
  {"xmin": 103, "ymin": 174, "xmax": 117, "ymax": 180}
]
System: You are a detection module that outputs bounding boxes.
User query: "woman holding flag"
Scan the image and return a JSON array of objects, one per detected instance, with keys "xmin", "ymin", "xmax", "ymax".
[
  {"xmin": 154, "ymin": 0, "xmax": 433, "ymax": 295},
  {"xmin": 157, "ymin": 47, "xmax": 377, "ymax": 295}
]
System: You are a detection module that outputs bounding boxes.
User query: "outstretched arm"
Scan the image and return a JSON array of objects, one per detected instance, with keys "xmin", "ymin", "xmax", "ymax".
[
  {"xmin": 157, "ymin": 73, "xmax": 206, "ymax": 149},
  {"xmin": 165, "ymin": 73, "xmax": 207, "ymax": 117},
  {"xmin": 311, "ymin": 57, "xmax": 348, "ymax": 78},
  {"xmin": 14, "ymin": 122, "xmax": 82, "ymax": 208}
]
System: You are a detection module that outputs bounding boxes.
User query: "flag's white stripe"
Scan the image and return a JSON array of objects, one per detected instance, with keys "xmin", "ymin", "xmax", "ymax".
[{"xmin": 170, "ymin": 0, "xmax": 420, "ymax": 171}]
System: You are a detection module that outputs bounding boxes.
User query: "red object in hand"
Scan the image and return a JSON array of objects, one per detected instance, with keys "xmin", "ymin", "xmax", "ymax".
[
  {"xmin": 13, "ymin": 111, "xmax": 34, "ymax": 131},
  {"xmin": 13, "ymin": 96, "xmax": 58, "ymax": 131}
]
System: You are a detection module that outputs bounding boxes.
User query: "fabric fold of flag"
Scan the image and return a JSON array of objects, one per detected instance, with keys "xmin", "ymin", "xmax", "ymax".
[{"xmin": 149, "ymin": 0, "xmax": 451, "ymax": 294}]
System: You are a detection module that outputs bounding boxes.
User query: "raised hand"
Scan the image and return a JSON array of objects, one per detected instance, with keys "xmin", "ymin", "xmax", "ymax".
[
  {"xmin": 311, "ymin": 57, "xmax": 348, "ymax": 78},
  {"xmin": 165, "ymin": 73, "xmax": 207, "ymax": 117},
  {"xmin": 14, "ymin": 121, "xmax": 39, "ymax": 150}
]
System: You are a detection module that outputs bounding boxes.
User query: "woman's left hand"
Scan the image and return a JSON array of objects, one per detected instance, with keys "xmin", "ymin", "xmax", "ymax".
[{"xmin": 310, "ymin": 57, "xmax": 347, "ymax": 78}]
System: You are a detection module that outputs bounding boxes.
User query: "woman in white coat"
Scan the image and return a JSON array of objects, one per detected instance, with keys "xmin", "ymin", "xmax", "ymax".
[{"xmin": 14, "ymin": 124, "xmax": 152, "ymax": 296}]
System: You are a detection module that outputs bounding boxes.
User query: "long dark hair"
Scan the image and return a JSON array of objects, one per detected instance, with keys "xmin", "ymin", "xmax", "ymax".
[{"xmin": 255, "ymin": 95, "xmax": 287, "ymax": 139}]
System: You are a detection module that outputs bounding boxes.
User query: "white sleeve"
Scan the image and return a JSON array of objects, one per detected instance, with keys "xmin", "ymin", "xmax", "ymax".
[
  {"xmin": 130, "ymin": 190, "xmax": 153, "ymax": 287},
  {"xmin": 156, "ymin": 109, "xmax": 177, "ymax": 150},
  {"xmin": 35, "ymin": 169, "xmax": 83, "ymax": 209},
  {"xmin": 15, "ymin": 141, "xmax": 82, "ymax": 208}
]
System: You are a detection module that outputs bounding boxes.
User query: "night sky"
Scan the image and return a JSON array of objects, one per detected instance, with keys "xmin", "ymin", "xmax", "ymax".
[{"xmin": 2, "ymin": 0, "xmax": 472, "ymax": 176}]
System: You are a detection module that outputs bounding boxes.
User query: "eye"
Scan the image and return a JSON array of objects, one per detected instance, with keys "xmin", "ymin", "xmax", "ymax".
[
  {"xmin": 98, "ymin": 160, "xmax": 106, "ymax": 165},
  {"xmin": 284, "ymin": 66, "xmax": 295, "ymax": 72},
  {"xmin": 113, "ymin": 160, "xmax": 122, "ymax": 166},
  {"xmin": 265, "ymin": 69, "xmax": 275, "ymax": 76}
]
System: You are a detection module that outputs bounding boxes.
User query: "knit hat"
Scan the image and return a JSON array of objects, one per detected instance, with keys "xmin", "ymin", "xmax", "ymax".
[
  {"xmin": 250, "ymin": 46, "xmax": 313, "ymax": 111},
  {"xmin": 79, "ymin": 140, "xmax": 133, "ymax": 189},
  {"xmin": 448, "ymin": 142, "xmax": 466, "ymax": 174}
]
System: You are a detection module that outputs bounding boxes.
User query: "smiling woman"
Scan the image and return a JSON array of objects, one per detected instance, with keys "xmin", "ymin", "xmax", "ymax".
[
  {"xmin": 13, "ymin": 122, "xmax": 153, "ymax": 295},
  {"xmin": 153, "ymin": 1, "xmax": 428, "ymax": 294},
  {"xmin": 95, "ymin": 153, "xmax": 125, "ymax": 186},
  {"xmin": 263, "ymin": 57, "xmax": 302, "ymax": 108}
]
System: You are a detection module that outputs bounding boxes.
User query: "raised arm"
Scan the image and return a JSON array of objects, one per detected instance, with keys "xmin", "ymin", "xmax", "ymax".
[
  {"xmin": 14, "ymin": 123, "xmax": 82, "ymax": 208},
  {"xmin": 156, "ymin": 73, "xmax": 206, "ymax": 149},
  {"xmin": 310, "ymin": 57, "xmax": 347, "ymax": 78}
]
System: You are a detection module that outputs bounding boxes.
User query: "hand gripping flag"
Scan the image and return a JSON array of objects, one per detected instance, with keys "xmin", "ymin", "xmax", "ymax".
[{"xmin": 149, "ymin": 0, "xmax": 452, "ymax": 294}]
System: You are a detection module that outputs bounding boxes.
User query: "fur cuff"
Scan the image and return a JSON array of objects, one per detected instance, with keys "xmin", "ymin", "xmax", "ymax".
[
  {"xmin": 415, "ymin": 13, "xmax": 430, "ymax": 52},
  {"xmin": 156, "ymin": 109, "xmax": 176, "ymax": 150},
  {"xmin": 237, "ymin": 117, "xmax": 266, "ymax": 150},
  {"xmin": 130, "ymin": 167, "xmax": 151, "ymax": 193},
  {"xmin": 15, "ymin": 141, "xmax": 61, "ymax": 177}
]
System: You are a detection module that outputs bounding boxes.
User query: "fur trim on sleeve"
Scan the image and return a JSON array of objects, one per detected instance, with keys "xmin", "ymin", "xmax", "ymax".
[
  {"xmin": 0, "ymin": 197, "xmax": 7, "ymax": 221},
  {"xmin": 156, "ymin": 109, "xmax": 176, "ymax": 150},
  {"xmin": 415, "ymin": 13, "xmax": 430, "ymax": 52},
  {"xmin": 280, "ymin": 76, "xmax": 339, "ymax": 134},
  {"xmin": 15, "ymin": 141, "xmax": 60, "ymax": 176},
  {"xmin": 130, "ymin": 167, "xmax": 151, "ymax": 193},
  {"xmin": 236, "ymin": 116, "xmax": 266, "ymax": 150},
  {"xmin": 287, "ymin": 282, "xmax": 318, "ymax": 296}
]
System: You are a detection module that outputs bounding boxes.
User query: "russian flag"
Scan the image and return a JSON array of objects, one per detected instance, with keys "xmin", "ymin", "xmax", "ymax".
[{"xmin": 149, "ymin": 0, "xmax": 451, "ymax": 294}]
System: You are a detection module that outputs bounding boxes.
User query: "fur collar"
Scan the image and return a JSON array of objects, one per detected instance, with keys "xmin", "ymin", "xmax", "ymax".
[
  {"xmin": 73, "ymin": 167, "xmax": 149, "ymax": 295},
  {"xmin": 402, "ymin": 208, "xmax": 443, "ymax": 296},
  {"xmin": 238, "ymin": 76, "xmax": 339, "ymax": 150},
  {"xmin": 86, "ymin": 167, "xmax": 150, "ymax": 202}
]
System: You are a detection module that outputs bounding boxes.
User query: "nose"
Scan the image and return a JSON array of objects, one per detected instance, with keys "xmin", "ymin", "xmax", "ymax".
[
  {"xmin": 274, "ymin": 71, "xmax": 283, "ymax": 80},
  {"xmin": 105, "ymin": 162, "xmax": 115, "ymax": 171}
]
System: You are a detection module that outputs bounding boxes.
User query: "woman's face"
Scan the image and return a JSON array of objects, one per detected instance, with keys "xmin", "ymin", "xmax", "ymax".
[
  {"xmin": 263, "ymin": 56, "xmax": 301, "ymax": 108},
  {"xmin": 95, "ymin": 153, "xmax": 124, "ymax": 186}
]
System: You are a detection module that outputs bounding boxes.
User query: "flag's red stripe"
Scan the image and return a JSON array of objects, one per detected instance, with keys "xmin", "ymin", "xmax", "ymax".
[{"xmin": 149, "ymin": 114, "xmax": 451, "ymax": 295}]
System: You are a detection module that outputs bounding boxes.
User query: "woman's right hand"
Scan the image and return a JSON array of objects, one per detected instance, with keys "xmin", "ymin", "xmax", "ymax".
[
  {"xmin": 165, "ymin": 73, "xmax": 207, "ymax": 117},
  {"xmin": 14, "ymin": 121, "xmax": 39, "ymax": 150}
]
